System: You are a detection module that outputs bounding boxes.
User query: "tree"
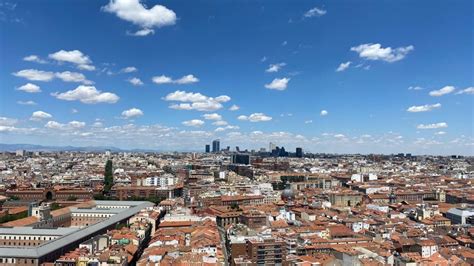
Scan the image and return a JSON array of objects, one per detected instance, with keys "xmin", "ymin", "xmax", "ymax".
[
  {"xmin": 67, "ymin": 196, "xmax": 77, "ymax": 201},
  {"xmin": 103, "ymin": 160, "xmax": 114, "ymax": 194}
]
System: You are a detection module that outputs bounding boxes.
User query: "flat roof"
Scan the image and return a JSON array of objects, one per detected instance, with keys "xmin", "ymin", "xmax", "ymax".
[
  {"xmin": 0, "ymin": 227, "xmax": 78, "ymax": 236},
  {"xmin": 0, "ymin": 201, "xmax": 154, "ymax": 259}
]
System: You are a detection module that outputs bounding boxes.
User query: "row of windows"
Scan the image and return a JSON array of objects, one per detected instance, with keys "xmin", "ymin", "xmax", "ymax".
[
  {"xmin": 0, "ymin": 235, "xmax": 55, "ymax": 241},
  {"xmin": 0, "ymin": 258, "xmax": 35, "ymax": 264}
]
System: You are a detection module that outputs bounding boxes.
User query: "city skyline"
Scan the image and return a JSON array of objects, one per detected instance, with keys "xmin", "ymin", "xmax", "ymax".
[{"xmin": 1, "ymin": 0, "xmax": 473, "ymax": 155}]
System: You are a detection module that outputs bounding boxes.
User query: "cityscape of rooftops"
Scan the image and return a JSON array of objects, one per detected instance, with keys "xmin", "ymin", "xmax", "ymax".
[{"xmin": 0, "ymin": 0, "xmax": 472, "ymax": 265}]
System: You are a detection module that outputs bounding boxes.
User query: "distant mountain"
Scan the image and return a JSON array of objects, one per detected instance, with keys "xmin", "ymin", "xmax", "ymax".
[{"xmin": 0, "ymin": 143, "xmax": 124, "ymax": 152}]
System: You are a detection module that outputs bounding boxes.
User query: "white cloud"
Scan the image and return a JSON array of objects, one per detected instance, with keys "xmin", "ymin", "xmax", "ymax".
[
  {"xmin": 52, "ymin": 85, "xmax": 119, "ymax": 104},
  {"xmin": 417, "ymin": 122, "xmax": 448, "ymax": 129},
  {"xmin": 212, "ymin": 120, "xmax": 228, "ymax": 126},
  {"xmin": 102, "ymin": 0, "xmax": 176, "ymax": 36},
  {"xmin": 77, "ymin": 64, "xmax": 96, "ymax": 71},
  {"xmin": 45, "ymin": 120, "xmax": 86, "ymax": 130},
  {"xmin": 13, "ymin": 69, "xmax": 55, "ymax": 81},
  {"xmin": 215, "ymin": 125, "xmax": 239, "ymax": 132},
  {"xmin": 71, "ymin": 108, "xmax": 78, "ymax": 114},
  {"xmin": 435, "ymin": 131, "xmax": 446, "ymax": 135},
  {"xmin": 266, "ymin": 63, "xmax": 286, "ymax": 73},
  {"xmin": 128, "ymin": 77, "xmax": 144, "ymax": 86},
  {"xmin": 282, "ymin": 41, "xmax": 288, "ymax": 46},
  {"xmin": 30, "ymin": 111, "xmax": 52, "ymax": 121},
  {"xmin": 265, "ymin": 78, "xmax": 290, "ymax": 90},
  {"xmin": 120, "ymin": 66, "xmax": 138, "ymax": 73},
  {"xmin": 238, "ymin": 113, "xmax": 272, "ymax": 122},
  {"xmin": 429, "ymin": 86, "xmax": 455, "ymax": 97},
  {"xmin": 49, "ymin": 50, "xmax": 95, "ymax": 71},
  {"xmin": 152, "ymin": 74, "xmax": 199, "ymax": 85},
  {"xmin": 304, "ymin": 120, "xmax": 313, "ymax": 124},
  {"xmin": 49, "ymin": 50, "xmax": 91, "ymax": 65},
  {"xmin": 261, "ymin": 56, "xmax": 267, "ymax": 62},
  {"xmin": 45, "ymin": 121, "xmax": 63, "ymax": 129},
  {"xmin": 455, "ymin": 87, "xmax": 474, "ymax": 95},
  {"xmin": 68, "ymin": 121, "xmax": 86, "ymax": 128},
  {"xmin": 164, "ymin": 90, "xmax": 230, "ymax": 111},
  {"xmin": 17, "ymin": 100, "xmax": 37, "ymax": 105},
  {"xmin": 408, "ymin": 86, "xmax": 424, "ymax": 90},
  {"xmin": 121, "ymin": 107, "xmax": 144, "ymax": 119},
  {"xmin": 16, "ymin": 83, "xmax": 41, "ymax": 93},
  {"xmin": 336, "ymin": 61, "xmax": 351, "ymax": 72},
  {"xmin": 229, "ymin": 104, "xmax": 240, "ymax": 111},
  {"xmin": 304, "ymin": 7, "xmax": 327, "ymax": 17},
  {"xmin": 152, "ymin": 75, "xmax": 173, "ymax": 84},
  {"xmin": 55, "ymin": 71, "xmax": 93, "ymax": 84},
  {"xmin": 334, "ymin": 134, "xmax": 346, "ymax": 139},
  {"xmin": 182, "ymin": 119, "xmax": 204, "ymax": 127},
  {"xmin": 203, "ymin": 113, "xmax": 222, "ymax": 120},
  {"xmin": 0, "ymin": 117, "xmax": 18, "ymax": 126},
  {"xmin": 23, "ymin": 55, "xmax": 47, "ymax": 64},
  {"xmin": 164, "ymin": 91, "xmax": 208, "ymax": 102},
  {"xmin": 129, "ymin": 28, "xmax": 154, "ymax": 36},
  {"xmin": 350, "ymin": 43, "xmax": 414, "ymax": 62},
  {"xmin": 320, "ymin": 110, "xmax": 328, "ymax": 116},
  {"xmin": 175, "ymin": 74, "xmax": 199, "ymax": 84},
  {"xmin": 407, "ymin": 103, "xmax": 441, "ymax": 112}
]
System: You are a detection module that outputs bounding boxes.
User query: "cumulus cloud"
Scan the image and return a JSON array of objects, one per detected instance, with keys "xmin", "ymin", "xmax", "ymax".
[
  {"xmin": 203, "ymin": 113, "xmax": 222, "ymax": 120},
  {"xmin": 212, "ymin": 120, "xmax": 228, "ymax": 126},
  {"xmin": 49, "ymin": 50, "xmax": 95, "ymax": 71},
  {"xmin": 435, "ymin": 131, "xmax": 446, "ymax": 135},
  {"xmin": 417, "ymin": 122, "xmax": 448, "ymax": 129},
  {"xmin": 128, "ymin": 77, "xmax": 144, "ymax": 86},
  {"xmin": 13, "ymin": 69, "xmax": 92, "ymax": 84},
  {"xmin": 350, "ymin": 43, "xmax": 414, "ymax": 62},
  {"xmin": 304, "ymin": 7, "xmax": 327, "ymax": 17},
  {"xmin": 121, "ymin": 107, "xmax": 144, "ymax": 119},
  {"xmin": 55, "ymin": 71, "xmax": 93, "ymax": 84},
  {"xmin": 229, "ymin": 104, "xmax": 240, "ymax": 111},
  {"xmin": 266, "ymin": 63, "xmax": 286, "ymax": 73},
  {"xmin": 102, "ymin": 0, "xmax": 176, "ymax": 36},
  {"xmin": 13, "ymin": 69, "xmax": 55, "ymax": 81},
  {"xmin": 265, "ymin": 78, "xmax": 290, "ymax": 90},
  {"xmin": 238, "ymin": 113, "xmax": 272, "ymax": 122},
  {"xmin": 152, "ymin": 74, "xmax": 199, "ymax": 85},
  {"xmin": 52, "ymin": 85, "xmax": 119, "ymax": 104},
  {"xmin": 16, "ymin": 83, "xmax": 41, "ymax": 93},
  {"xmin": 17, "ymin": 100, "xmax": 37, "ymax": 105},
  {"xmin": 182, "ymin": 119, "xmax": 204, "ymax": 127},
  {"xmin": 320, "ymin": 110, "xmax": 328, "ymax": 116},
  {"xmin": 0, "ymin": 117, "xmax": 18, "ymax": 126},
  {"xmin": 429, "ymin": 86, "xmax": 455, "ymax": 97},
  {"xmin": 30, "ymin": 111, "xmax": 52, "ymax": 121},
  {"xmin": 305, "ymin": 120, "xmax": 313, "ymax": 124},
  {"xmin": 336, "ymin": 61, "xmax": 351, "ymax": 72},
  {"xmin": 120, "ymin": 66, "xmax": 138, "ymax": 73},
  {"xmin": 164, "ymin": 90, "xmax": 230, "ymax": 111},
  {"xmin": 408, "ymin": 86, "xmax": 424, "ymax": 90},
  {"xmin": 455, "ymin": 87, "xmax": 474, "ymax": 95},
  {"xmin": 45, "ymin": 120, "xmax": 86, "ymax": 130},
  {"xmin": 23, "ymin": 55, "xmax": 47, "ymax": 64},
  {"xmin": 407, "ymin": 103, "xmax": 441, "ymax": 112}
]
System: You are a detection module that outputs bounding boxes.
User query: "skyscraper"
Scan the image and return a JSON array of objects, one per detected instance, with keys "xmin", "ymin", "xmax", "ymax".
[
  {"xmin": 212, "ymin": 139, "xmax": 220, "ymax": 152},
  {"xmin": 205, "ymin": 144, "xmax": 210, "ymax": 153},
  {"xmin": 296, "ymin": 147, "xmax": 303, "ymax": 158},
  {"xmin": 269, "ymin": 142, "xmax": 276, "ymax": 152}
]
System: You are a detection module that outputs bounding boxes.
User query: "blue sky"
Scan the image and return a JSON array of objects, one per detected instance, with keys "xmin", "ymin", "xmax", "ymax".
[{"xmin": 0, "ymin": 0, "xmax": 472, "ymax": 154}]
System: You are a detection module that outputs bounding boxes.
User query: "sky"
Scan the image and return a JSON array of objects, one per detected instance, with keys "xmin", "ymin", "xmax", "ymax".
[{"xmin": 0, "ymin": 0, "xmax": 473, "ymax": 155}]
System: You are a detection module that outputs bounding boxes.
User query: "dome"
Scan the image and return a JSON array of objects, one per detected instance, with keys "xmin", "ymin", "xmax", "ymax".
[{"xmin": 281, "ymin": 188, "xmax": 295, "ymax": 200}]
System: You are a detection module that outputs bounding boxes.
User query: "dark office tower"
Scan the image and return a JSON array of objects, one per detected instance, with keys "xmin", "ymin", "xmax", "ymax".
[
  {"xmin": 205, "ymin": 144, "xmax": 210, "ymax": 153},
  {"xmin": 236, "ymin": 146, "xmax": 240, "ymax": 152},
  {"xmin": 296, "ymin": 147, "xmax": 303, "ymax": 158},
  {"xmin": 212, "ymin": 139, "xmax": 220, "ymax": 152},
  {"xmin": 232, "ymin": 154, "xmax": 250, "ymax": 165}
]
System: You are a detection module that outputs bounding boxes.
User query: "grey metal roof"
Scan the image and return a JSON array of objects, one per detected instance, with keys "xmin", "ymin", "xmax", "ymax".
[
  {"xmin": 0, "ymin": 227, "xmax": 78, "ymax": 236},
  {"xmin": 0, "ymin": 201, "xmax": 154, "ymax": 259},
  {"xmin": 69, "ymin": 207, "xmax": 123, "ymax": 214}
]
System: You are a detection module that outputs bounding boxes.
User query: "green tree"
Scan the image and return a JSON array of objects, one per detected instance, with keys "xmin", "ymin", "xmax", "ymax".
[{"xmin": 103, "ymin": 160, "xmax": 114, "ymax": 194}]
